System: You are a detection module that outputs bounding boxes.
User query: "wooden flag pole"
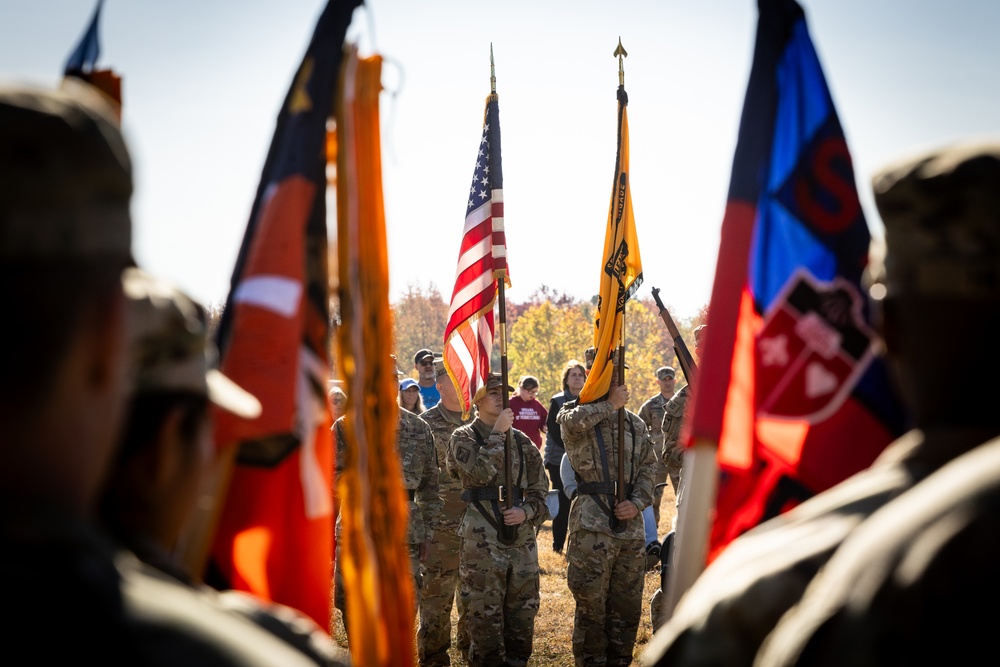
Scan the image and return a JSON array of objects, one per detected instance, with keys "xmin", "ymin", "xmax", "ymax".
[
  {"xmin": 492, "ymin": 46, "xmax": 517, "ymax": 545},
  {"xmin": 610, "ymin": 37, "xmax": 629, "ymax": 534},
  {"xmin": 612, "ymin": 315, "xmax": 627, "ymax": 534},
  {"xmin": 497, "ymin": 267, "xmax": 517, "ymax": 545}
]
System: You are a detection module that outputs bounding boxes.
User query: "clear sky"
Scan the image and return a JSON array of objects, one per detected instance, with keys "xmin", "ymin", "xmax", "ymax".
[{"xmin": 3, "ymin": 0, "xmax": 998, "ymax": 319}]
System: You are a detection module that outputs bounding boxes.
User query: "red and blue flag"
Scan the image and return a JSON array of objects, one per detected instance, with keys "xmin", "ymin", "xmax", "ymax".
[
  {"xmin": 63, "ymin": 0, "xmax": 121, "ymax": 112},
  {"xmin": 687, "ymin": 0, "xmax": 907, "ymax": 560}
]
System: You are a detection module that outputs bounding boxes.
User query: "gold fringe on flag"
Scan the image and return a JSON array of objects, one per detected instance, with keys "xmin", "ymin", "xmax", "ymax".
[{"xmin": 334, "ymin": 47, "xmax": 415, "ymax": 666}]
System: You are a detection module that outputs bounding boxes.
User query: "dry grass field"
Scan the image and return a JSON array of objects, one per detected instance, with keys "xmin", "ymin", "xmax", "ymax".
[{"xmin": 333, "ymin": 485, "xmax": 678, "ymax": 666}]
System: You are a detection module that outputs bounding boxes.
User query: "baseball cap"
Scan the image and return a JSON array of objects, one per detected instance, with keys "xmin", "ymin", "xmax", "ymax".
[
  {"xmin": 399, "ymin": 378, "xmax": 419, "ymax": 391},
  {"xmin": 0, "ymin": 80, "xmax": 132, "ymax": 263},
  {"xmin": 871, "ymin": 140, "xmax": 1000, "ymax": 298},
  {"xmin": 413, "ymin": 349, "xmax": 435, "ymax": 365},
  {"xmin": 656, "ymin": 366, "xmax": 676, "ymax": 380},
  {"xmin": 123, "ymin": 268, "xmax": 261, "ymax": 419}
]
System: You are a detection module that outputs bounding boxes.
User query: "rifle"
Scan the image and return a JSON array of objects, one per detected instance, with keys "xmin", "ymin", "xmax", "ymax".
[{"xmin": 651, "ymin": 287, "xmax": 698, "ymax": 387}]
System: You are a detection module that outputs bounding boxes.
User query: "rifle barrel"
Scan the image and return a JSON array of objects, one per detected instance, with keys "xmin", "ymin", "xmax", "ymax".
[{"xmin": 651, "ymin": 287, "xmax": 698, "ymax": 386}]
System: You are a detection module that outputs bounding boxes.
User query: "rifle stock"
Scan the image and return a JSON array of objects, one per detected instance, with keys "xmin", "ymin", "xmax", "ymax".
[{"xmin": 651, "ymin": 287, "xmax": 698, "ymax": 387}]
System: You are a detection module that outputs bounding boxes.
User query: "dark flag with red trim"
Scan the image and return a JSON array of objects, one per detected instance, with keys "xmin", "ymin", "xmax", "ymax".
[
  {"xmin": 208, "ymin": 0, "xmax": 361, "ymax": 630},
  {"xmin": 686, "ymin": 0, "xmax": 907, "ymax": 561}
]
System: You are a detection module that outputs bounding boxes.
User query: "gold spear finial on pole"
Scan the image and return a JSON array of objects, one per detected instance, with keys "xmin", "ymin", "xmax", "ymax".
[
  {"xmin": 613, "ymin": 37, "xmax": 628, "ymax": 87},
  {"xmin": 490, "ymin": 43, "xmax": 497, "ymax": 94}
]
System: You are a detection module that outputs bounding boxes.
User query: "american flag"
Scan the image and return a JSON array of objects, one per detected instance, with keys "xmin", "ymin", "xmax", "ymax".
[{"xmin": 443, "ymin": 93, "xmax": 509, "ymax": 416}]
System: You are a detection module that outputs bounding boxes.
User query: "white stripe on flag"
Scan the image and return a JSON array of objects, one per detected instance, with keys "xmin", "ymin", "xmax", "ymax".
[
  {"xmin": 463, "ymin": 202, "xmax": 491, "ymax": 234},
  {"xmin": 453, "ymin": 234, "xmax": 493, "ymax": 277},
  {"xmin": 233, "ymin": 275, "xmax": 302, "ymax": 318},
  {"xmin": 448, "ymin": 273, "xmax": 496, "ymax": 315}
]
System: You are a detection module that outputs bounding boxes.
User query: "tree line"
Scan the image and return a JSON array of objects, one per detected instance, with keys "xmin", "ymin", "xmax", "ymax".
[
  {"xmin": 390, "ymin": 282, "xmax": 707, "ymax": 403},
  {"xmin": 206, "ymin": 282, "xmax": 707, "ymax": 404}
]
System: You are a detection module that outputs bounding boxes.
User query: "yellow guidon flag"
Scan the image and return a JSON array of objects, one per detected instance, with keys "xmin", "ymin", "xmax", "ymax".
[{"xmin": 579, "ymin": 83, "xmax": 643, "ymax": 405}]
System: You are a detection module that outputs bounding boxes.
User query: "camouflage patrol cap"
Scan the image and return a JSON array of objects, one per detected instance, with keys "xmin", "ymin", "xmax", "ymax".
[
  {"xmin": 433, "ymin": 357, "xmax": 449, "ymax": 378},
  {"xmin": 0, "ymin": 80, "xmax": 132, "ymax": 262},
  {"xmin": 471, "ymin": 373, "xmax": 514, "ymax": 404},
  {"xmin": 584, "ymin": 346, "xmax": 596, "ymax": 363},
  {"xmin": 123, "ymin": 268, "xmax": 261, "ymax": 419},
  {"xmin": 656, "ymin": 366, "xmax": 676, "ymax": 380},
  {"xmin": 871, "ymin": 140, "xmax": 1000, "ymax": 298}
]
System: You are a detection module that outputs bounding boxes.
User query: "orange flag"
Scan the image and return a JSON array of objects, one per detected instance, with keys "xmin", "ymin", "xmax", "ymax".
[{"xmin": 334, "ymin": 47, "xmax": 415, "ymax": 666}]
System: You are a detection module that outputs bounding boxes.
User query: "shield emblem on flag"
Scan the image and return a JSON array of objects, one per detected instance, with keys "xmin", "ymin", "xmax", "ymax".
[{"xmin": 755, "ymin": 269, "xmax": 876, "ymax": 423}]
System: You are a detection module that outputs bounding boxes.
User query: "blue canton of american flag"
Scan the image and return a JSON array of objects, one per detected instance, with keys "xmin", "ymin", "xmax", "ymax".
[
  {"xmin": 443, "ymin": 93, "xmax": 508, "ymax": 417},
  {"xmin": 465, "ymin": 97, "xmax": 507, "ymax": 273}
]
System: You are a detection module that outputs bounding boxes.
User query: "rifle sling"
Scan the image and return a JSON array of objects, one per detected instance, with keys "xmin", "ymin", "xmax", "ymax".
[
  {"xmin": 463, "ymin": 427, "xmax": 525, "ymax": 532},
  {"xmin": 592, "ymin": 417, "xmax": 638, "ymax": 523}
]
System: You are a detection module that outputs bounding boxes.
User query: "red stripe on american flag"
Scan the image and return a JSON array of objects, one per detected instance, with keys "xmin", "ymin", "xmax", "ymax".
[
  {"xmin": 450, "ymin": 254, "xmax": 494, "ymax": 298},
  {"xmin": 458, "ymin": 218, "xmax": 493, "ymax": 255},
  {"xmin": 445, "ymin": 282, "xmax": 497, "ymax": 333}
]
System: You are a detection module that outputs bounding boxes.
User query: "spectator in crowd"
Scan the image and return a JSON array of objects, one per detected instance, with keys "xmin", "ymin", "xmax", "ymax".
[
  {"xmin": 643, "ymin": 141, "xmax": 1000, "ymax": 664},
  {"xmin": 399, "ymin": 377, "xmax": 426, "ymax": 414},
  {"xmin": 543, "ymin": 360, "xmax": 587, "ymax": 554},
  {"xmin": 329, "ymin": 385, "xmax": 348, "ymax": 421},
  {"xmin": 413, "ymin": 349, "xmax": 441, "ymax": 409},
  {"xmin": 510, "ymin": 375, "xmax": 548, "ymax": 450}
]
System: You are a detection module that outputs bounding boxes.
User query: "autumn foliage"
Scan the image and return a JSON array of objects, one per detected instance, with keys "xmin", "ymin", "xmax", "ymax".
[{"xmin": 390, "ymin": 283, "xmax": 705, "ymax": 402}]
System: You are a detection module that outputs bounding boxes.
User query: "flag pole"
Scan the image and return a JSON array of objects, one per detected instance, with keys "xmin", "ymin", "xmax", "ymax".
[
  {"xmin": 492, "ymin": 44, "xmax": 517, "ymax": 546},
  {"xmin": 613, "ymin": 315, "xmax": 626, "ymax": 533},
  {"xmin": 610, "ymin": 38, "xmax": 630, "ymax": 534}
]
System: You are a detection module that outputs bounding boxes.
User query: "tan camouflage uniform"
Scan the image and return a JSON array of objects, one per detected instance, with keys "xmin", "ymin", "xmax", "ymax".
[
  {"xmin": 417, "ymin": 402, "xmax": 474, "ymax": 666},
  {"xmin": 557, "ymin": 399, "xmax": 656, "ymax": 667},
  {"xmin": 638, "ymin": 393, "xmax": 673, "ymax": 529},
  {"xmin": 660, "ymin": 384, "xmax": 690, "ymax": 531},
  {"xmin": 446, "ymin": 419, "xmax": 549, "ymax": 667},
  {"xmin": 333, "ymin": 409, "xmax": 441, "ymax": 627}
]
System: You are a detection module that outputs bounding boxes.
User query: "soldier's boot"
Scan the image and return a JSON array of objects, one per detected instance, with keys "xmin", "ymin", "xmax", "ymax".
[{"xmin": 649, "ymin": 530, "xmax": 675, "ymax": 629}]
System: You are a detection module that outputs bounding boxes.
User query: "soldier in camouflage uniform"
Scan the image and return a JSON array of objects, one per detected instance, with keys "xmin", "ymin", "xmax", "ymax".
[
  {"xmin": 660, "ymin": 326, "xmax": 704, "ymax": 532},
  {"xmin": 0, "ymin": 82, "xmax": 332, "ymax": 666},
  {"xmin": 417, "ymin": 360, "xmax": 475, "ymax": 666},
  {"xmin": 557, "ymin": 367, "xmax": 656, "ymax": 667},
  {"xmin": 446, "ymin": 374, "xmax": 549, "ymax": 667},
  {"xmin": 105, "ymin": 268, "xmax": 347, "ymax": 665},
  {"xmin": 649, "ymin": 328, "xmax": 703, "ymax": 630},
  {"xmin": 659, "ymin": 386, "xmax": 689, "ymax": 530},
  {"xmin": 638, "ymin": 366, "xmax": 678, "ymax": 529},
  {"xmin": 643, "ymin": 144, "xmax": 1000, "ymax": 665},
  {"xmin": 333, "ymin": 381, "xmax": 441, "ymax": 629}
]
